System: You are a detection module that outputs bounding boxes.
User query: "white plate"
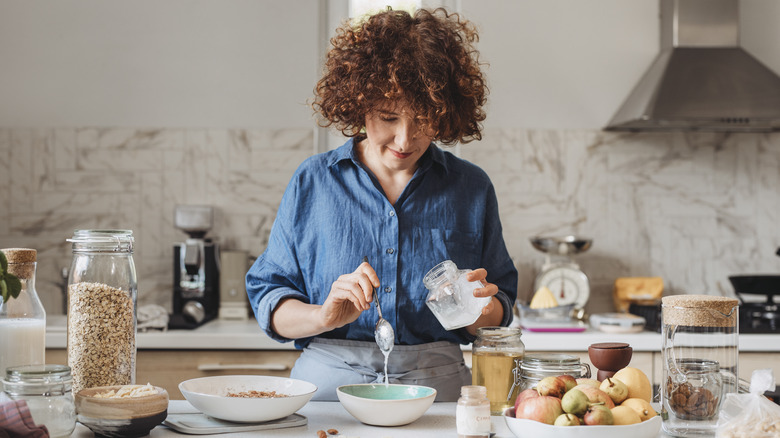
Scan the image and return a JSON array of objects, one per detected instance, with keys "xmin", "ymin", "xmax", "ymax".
[
  {"xmin": 179, "ymin": 375, "xmax": 317, "ymax": 423},
  {"xmin": 504, "ymin": 414, "xmax": 661, "ymax": 438}
]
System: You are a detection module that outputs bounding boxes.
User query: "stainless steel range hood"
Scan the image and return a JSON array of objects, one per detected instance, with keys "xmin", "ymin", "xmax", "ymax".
[{"xmin": 605, "ymin": 0, "xmax": 780, "ymax": 132}]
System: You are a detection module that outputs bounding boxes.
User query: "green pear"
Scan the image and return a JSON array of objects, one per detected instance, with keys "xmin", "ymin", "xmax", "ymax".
[
  {"xmin": 561, "ymin": 388, "xmax": 590, "ymax": 416},
  {"xmin": 554, "ymin": 413, "xmax": 581, "ymax": 426}
]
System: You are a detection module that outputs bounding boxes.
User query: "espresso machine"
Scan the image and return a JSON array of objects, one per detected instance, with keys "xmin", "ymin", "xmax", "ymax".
[{"xmin": 169, "ymin": 205, "xmax": 220, "ymax": 329}]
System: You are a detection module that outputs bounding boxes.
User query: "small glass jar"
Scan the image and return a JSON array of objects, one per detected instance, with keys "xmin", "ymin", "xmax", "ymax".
[
  {"xmin": 519, "ymin": 353, "xmax": 591, "ymax": 392},
  {"xmin": 472, "ymin": 326, "xmax": 525, "ymax": 415},
  {"xmin": 423, "ymin": 260, "xmax": 491, "ymax": 330},
  {"xmin": 2, "ymin": 364, "xmax": 76, "ymax": 438},
  {"xmin": 665, "ymin": 359, "xmax": 723, "ymax": 421},
  {"xmin": 661, "ymin": 295, "xmax": 738, "ymax": 437},
  {"xmin": 0, "ymin": 248, "xmax": 46, "ymax": 376},
  {"xmin": 67, "ymin": 230, "xmax": 137, "ymax": 394},
  {"xmin": 456, "ymin": 385, "xmax": 492, "ymax": 438}
]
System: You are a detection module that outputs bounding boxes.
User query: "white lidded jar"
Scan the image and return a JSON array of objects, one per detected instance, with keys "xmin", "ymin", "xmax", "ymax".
[
  {"xmin": 67, "ymin": 229, "xmax": 137, "ymax": 394},
  {"xmin": 456, "ymin": 385, "xmax": 492, "ymax": 438},
  {"xmin": 0, "ymin": 248, "xmax": 46, "ymax": 377}
]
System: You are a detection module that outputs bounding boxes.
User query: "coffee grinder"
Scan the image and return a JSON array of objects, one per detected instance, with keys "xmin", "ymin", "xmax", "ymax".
[{"xmin": 170, "ymin": 205, "xmax": 220, "ymax": 329}]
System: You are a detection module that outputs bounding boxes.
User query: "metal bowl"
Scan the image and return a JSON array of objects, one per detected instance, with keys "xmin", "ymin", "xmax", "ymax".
[{"xmin": 529, "ymin": 236, "xmax": 593, "ymax": 255}]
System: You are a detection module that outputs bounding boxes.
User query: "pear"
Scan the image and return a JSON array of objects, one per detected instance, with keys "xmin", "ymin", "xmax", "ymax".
[
  {"xmin": 554, "ymin": 413, "xmax": 581, "ymax": 426},
  {"xmin": 599, "ymin": 377, "xmax": 629, "ymax": 404},
  {"xmin": 561, "ymin": 389, "xmax": 590, "ymax": 416}
]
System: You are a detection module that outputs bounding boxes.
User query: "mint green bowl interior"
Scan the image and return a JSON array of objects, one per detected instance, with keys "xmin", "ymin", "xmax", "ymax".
[{"xmin": 339, "ymin": 384, "xmax": 435, "ymax": 400}]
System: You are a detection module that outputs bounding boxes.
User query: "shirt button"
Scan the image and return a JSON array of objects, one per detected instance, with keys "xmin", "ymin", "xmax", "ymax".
[
  {"xmin": 384, "ymin": 286, "xmax": 392, "ymax": 293},
  {"xmin": 386, "ymin": 248, "xmax": 395, "ymax": 254},
  {"xmin": 389, "ymin": 211, "xmax": 395, "ymax": 217}
]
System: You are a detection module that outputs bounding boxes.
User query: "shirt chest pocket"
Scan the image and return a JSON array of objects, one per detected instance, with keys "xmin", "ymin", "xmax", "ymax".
[{"xmin": 411, "ymin": 227, "xmax": 483, "ymax": 278}]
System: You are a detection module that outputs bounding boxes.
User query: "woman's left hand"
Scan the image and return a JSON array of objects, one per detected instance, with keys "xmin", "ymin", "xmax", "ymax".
[
  {"xmin": 465, "ymin": 268, "xmax": 499, "ymax": 315},
  {"xmin": 465, "ymin": 268, "xmax": 504, "ymax": 335}
]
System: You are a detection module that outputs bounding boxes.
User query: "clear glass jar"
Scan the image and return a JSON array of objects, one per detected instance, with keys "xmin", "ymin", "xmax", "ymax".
[
  {"xmin": 0, "ymin": 248, "xmax": 45, "ymax": 376},
  {"xmin": 456, "ymin": 385, "xmax": 491, "ymax": 438},
  {"xmin": 661, "ymin": 295, "xmax": 739, "ymax": 437},
  {"xmin": 67, "ymin": 230, "xmax": 137, "ymax": 394},
  {"xmin": 519, "ymin": 353, "xmax": 591, "ymax": 392},
  {"xmin": 423, "ymin": 260, "xmax": 491, "ymax": 330},
  {"xmin": 2, "ymin": 364, "xmax": 76, "ymax": 438},
  {"xmin": 472, "ymin": 326, "xmax": 525, "ymax": 415}
]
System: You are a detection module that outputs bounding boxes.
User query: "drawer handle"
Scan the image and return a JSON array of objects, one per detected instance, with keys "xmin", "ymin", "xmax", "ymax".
[{"xmin": 197, "ymin": 363, "xmax": 289, "ymax": 371}]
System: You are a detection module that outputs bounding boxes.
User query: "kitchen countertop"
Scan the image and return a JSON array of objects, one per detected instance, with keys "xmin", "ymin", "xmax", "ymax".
[
  {"xmin": 68, "ymin": 400, "xmax": 671, "ymax": 437},
  {"xmin": 45, "ymin": 315, "xmax": 780, "ymax": 352}
]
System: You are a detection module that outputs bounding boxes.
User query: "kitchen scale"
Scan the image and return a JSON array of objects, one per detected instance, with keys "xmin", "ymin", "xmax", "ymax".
[{"xmin": 530, "ymin": 235, "xmax": 592, "ymax": 309}]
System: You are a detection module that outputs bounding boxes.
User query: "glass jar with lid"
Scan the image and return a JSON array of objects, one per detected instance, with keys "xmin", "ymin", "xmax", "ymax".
[
  {"xmin": 519, "ymin": 353, "xmax": 591, "ymax": 392},
  {"xmin": 423, "ymin": 260, "xmax": 492, "ymax": 330},
  {"xmin": 2, "ymin": 364, "xmax": 76, "ymax": 438},
  {"xmin": 471, "ymin": 326, "xmax": 525, "ymax": 415},
  {"xmin": 67, "ymin": 229, "xmax": 137, "ymax": 394}
]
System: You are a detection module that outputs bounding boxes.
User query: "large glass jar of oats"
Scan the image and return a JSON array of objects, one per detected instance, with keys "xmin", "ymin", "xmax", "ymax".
[{"xmin": 66, "ymin": 230, "xmax": 137, "ymax": 394}]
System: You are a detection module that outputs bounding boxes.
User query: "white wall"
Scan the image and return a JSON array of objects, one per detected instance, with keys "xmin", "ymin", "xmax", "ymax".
[
  {"xmin": 0, "ymin": 0, "xmax": 320, "ymax": 128},
  {"xmin": 1, "ymin": 0, "xmax": 777, "ymax": 130}
]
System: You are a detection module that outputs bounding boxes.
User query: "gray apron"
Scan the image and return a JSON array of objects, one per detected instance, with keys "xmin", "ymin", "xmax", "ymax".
[{"xmin": 290, "ymin": 338, "xmax": 471, "ymax": 401}]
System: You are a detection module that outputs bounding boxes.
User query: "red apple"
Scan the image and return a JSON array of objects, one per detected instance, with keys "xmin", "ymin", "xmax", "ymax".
[
  {"xmin": 514, "ymin": 388, "xmax": 540, "ymax": 412},
  {"xmin": 536, "ymin": 376, "xmax": 567, "ymax": 398},
  {"xmin": 558, "ymin": 375, "xmax": 577, "ymax": 392},
  {"xmin": 515, "ymin": 396, "xmax": 564, "ymax": 425},
  {"xmin": 572, "ymin": 384, "xmax": 616, "ymax": 409}
]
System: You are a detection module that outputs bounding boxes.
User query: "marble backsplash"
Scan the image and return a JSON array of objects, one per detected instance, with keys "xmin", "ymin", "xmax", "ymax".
[{"xmin": 1, "ymin": 127, "xmax": 779, "ymax": 316}]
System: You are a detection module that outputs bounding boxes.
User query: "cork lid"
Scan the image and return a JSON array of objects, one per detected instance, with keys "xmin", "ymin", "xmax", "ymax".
[
  {"xmin": 662, "ymin": 294, "xmax": 739, "ymax": 327},
  {"xmin": 1, "ymin": 248, "xmax": 37, "ymax": 279},
  {"xmin": 1, "ymin": 248, "xmax": 37, "ymax": 263}
]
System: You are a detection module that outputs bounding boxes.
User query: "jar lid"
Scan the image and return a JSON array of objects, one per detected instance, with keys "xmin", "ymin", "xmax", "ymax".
[
  {"xmin": 4, "ymin": 364, "xmax": 72, "ymax": 383},
  {"xmin": 662, "ymin": 294, "xmax": 738, "ymax": 327},
  {"xmin": 521, "ymin": 353, "xmax": 581, "ymax": 369},
  {"xmin": 476, "ymin": 326, "xmax": 522, "ymax": 338},
  {"xmin": 1, "ymin": 248, "xmax": 37, "ymax": 279},
  {"xmin": 67, "ymin": 230, "xmax": 134, "ymax": 252}
]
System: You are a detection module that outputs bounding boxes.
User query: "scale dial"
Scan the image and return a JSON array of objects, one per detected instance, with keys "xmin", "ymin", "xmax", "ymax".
[{"xmin": 534, "ymin": 265, "xmax": 590, "ymax": 309}]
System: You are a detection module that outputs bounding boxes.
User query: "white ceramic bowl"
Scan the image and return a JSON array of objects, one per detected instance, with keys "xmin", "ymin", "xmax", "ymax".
[
  {"xmin": 179, "ymin": 375, "xmax": 317, "ymax": 423},
  {"xmin": 504, "ymin": 411, "xmax": 662, "ymax": 438},
  {"xmin": 336, "ymin": 383, "xmax": 436, "ymax": 426}
]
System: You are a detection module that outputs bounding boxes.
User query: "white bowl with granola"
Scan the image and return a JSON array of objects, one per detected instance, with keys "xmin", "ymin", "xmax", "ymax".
[
  {"xmin": 75, "ymin": 384, "xmax": 168, "ymax": 438},
  {"xmin": 178, "ymin": 375, "xmax": 317, "ymax": 423}
]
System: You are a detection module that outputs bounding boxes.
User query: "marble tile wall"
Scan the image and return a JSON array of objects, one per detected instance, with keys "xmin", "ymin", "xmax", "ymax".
[{"xmin": 1, "ymin": 128, "xmax": 779, "ymax": 316}]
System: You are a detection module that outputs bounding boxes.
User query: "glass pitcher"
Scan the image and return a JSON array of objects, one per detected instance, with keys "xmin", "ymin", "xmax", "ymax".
[{"xmin": 661, "ymin": 294, "xmax": 739, "ymax": 437}]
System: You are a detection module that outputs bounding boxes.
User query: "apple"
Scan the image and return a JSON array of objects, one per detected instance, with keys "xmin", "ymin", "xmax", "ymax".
[
  {"xmin": 575, "ymin": 378, "xmax": 601, "ymax": 389},
  {"xmin": 514, "ymin": 388, "xmax": 540, "ymax": 412},
  {"xmin": 515, "ymin": 396, "xmax": 564, "ymax": 425},
  {"xmin": 558, "ymin": 374, "xmax": 577, "ymax": 392},
  {"xmin": 599, "ymin": 377, "xmax": 629, "ymax": 404},
  {"xmin": 584, "ymin": 404, "xmax": 614, "ymax": 425},
  {"xmin": 572, "ymin": 384, "xmax": 616, "ymax": 409},
  {"xmin": 536, "ymin": 376, "xmax": 567, "ymax": 398},
  {"xmin": 554, "ymin": 413, "xmax": 581, "ymax": 426},
  {"xmin": 560, "ymin": 388, "xmax": 590, "ymax": 415}
]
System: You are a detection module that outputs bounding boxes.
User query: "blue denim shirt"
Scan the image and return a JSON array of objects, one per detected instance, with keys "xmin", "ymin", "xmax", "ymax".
[{"xmin": 246, "ymin": 138, "xmax": 518, "ymax": 349}]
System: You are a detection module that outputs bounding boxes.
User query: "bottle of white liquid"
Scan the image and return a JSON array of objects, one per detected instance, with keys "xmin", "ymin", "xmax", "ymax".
[{"xmin": 0, "ymin": 248, "xmax": 46, "ymax": 376}]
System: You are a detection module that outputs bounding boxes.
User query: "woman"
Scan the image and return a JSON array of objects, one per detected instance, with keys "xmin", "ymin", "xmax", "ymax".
[{"xmin": 246, "ymin": 8, "xmax": 517, "ymax": 401}]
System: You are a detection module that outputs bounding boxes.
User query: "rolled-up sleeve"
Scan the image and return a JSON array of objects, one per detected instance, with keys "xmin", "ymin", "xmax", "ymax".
[{"xmin": 245, "ymin": 174, "xmax": 308, "ymax": 343}]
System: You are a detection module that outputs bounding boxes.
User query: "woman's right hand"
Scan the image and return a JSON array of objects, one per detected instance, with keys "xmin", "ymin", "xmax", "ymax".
[{"xmin": 319, "ymin": 261, "xmax": 380, "ymax": 331}]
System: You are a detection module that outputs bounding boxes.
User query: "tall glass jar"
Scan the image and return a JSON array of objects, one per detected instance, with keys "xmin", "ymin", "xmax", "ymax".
[
  {"xmin": 519, "ymin": 353, "xmax": 592, "ymax": 392},
  {"xmin": 2, "ymin": 364, "xmax": 76, "ymax": 438},
  {"xmin": 0, "ymin": 248, "xmax": 45, "ymax": 376},
  {"xmin": 471, "ymin": 326, "xmax": 525, "ymax": 415},
  {"xmin": 67, "ymin": 230, "xmax": 137, "ymax": 394},
  {"xmin": 661, "ymin": 294, "xmax": 739, "ymax": 437}
]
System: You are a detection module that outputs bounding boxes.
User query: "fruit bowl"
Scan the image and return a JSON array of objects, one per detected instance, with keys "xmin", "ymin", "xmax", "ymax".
[{"xmin": 504, "ymin": 410, "xmax": 661, "ymax": 438}]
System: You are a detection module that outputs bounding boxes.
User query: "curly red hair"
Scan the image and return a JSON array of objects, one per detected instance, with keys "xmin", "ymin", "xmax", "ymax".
[{"xmin": 312, "ymin": 8, "xmax": 487, "ymax": 145}]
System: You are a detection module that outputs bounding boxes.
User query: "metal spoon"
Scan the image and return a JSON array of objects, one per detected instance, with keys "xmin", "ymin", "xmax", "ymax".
[{"xmin": 363, "ymin": 256, "xmax": 394, "ymax": 353}]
